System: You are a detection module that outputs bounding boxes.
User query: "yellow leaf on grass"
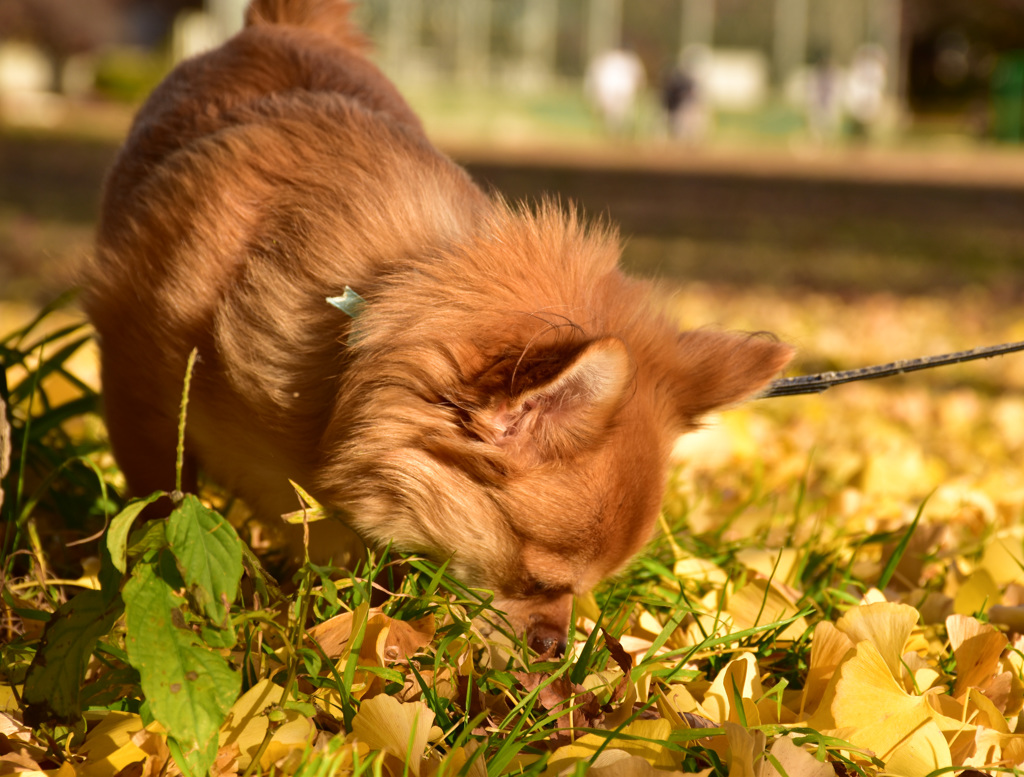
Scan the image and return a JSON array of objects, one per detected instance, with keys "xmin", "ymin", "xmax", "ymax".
[
  {"xmin": 903, "ymin": 654, "xmax": 943, "ymax": 694},
  {"xmin": 965, "ymin": 687, "xmax": 1010, "ymax": 734},
  {"xmin": 982, "ymin": 531, "xmax": 1024, "ymax": 587},
  {"xmin": 824, "ymin": 642, "xmax": 952, "ymax": 776},
  {"xmin": 308, "ymin": 606, "xmax": 434, "ymax": 663},
  {"xmin": 543, "ymin": 720, "xmax": 677, "ymax": 774},
  {"xmin": 735, "ymin": 548, "xmax": 800, "ymax": 584},
  {"xmin": 674, "ymin": 556, "xmax": 729, "ymax": 586},
  {"xmin": 767, "ymin": 736, "xmax": 834, "ymax": 777},
  {"xmin": 586, "ymin": 750, "xmax": 688, "ymax": 777},
  {"xmin": 0, "ymin": 711, "xmax": 30, "ymax": 742},
  {"xmin": 859, "ymin": 589, "xmax": 889, "ymax": 606},
  {"xmin": 923, "ymin": 693, "xmax": 977, "ymax": 764},
  {"xmin": 954, "ymin": 569, "xmax": 1001, "ymax": 615},
  {"xmin": 968, "ymin": 726, "xmax": 1024, "ymax": 769},
  {"xmin": 36, "ymin": 762, "xmax": 77, "ymax": 777},
  {"xmin": 0, "ymin": 685, "xmax": 19, "ymax": 714},
  {"xmin": 425, "ymin": 743, "xmax": 488, "ymax": 777},
  {"xmin": 76, "ymin": 712, "xmax": 154, "ymax": 777},
  {"xmin": 657, "ymin": 683, "xmax": 711, "ymax": 728},
  {"xmin": 835, "ymin": 602, "xmax": 918, "ymax": 678},
  {"xmin": 306, "ymin": 610, "xmax": 357, "ymax": 658},
  {"xmin": 351, "ymin": 695, "xmax": 435, "ymax": 777},
  {"xmin": 727, "ymin": 579, "xmax": 808, "ymax": 641},
  {"xmin": 799, "ymin": 621, "xmax": 854, "ymax": 720},
  {"xmin": 365, "ymin": 612, "xmax": 436, "ymax": 666},
  {"xmin": 990, "ymin": 605, "xmax": 1024, "ymax": 634},
  {"xmin": 704, "ymin": 654, "xmax": 762, "ymax": 726},
  {"xmin": 220, "ymin": 678, "xmax": 314, "ymax": 770},
  {"xmin": 724, "ymin": 722, "xmax": 765, "ymax": 777},
  {"xmin": 880, "ymin": 720, "xmax": 952, "ymax": 777},
  {"xmin": 947, "ymin": 614, "xmax": 1007, "ymax": 699}
]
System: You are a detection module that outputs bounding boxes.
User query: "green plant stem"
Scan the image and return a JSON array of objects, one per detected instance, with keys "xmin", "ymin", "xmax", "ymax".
[
  {"xmin": 239, "ymin": 568, "xmax": 314, "ymax": 777},
  {"xmin": 175, "ymin": 348, "xmax": 198, "ymax": 496}
]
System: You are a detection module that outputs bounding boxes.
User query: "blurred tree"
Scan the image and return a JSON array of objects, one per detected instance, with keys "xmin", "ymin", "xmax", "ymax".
[
  {"xmin": 0, "ymin": 0, "xmax": 121, "ymax": 89},
  {"xmin": 0, "ymin": 0, "xmax": 200, "ymax": 91},
  {"xmin": 905, "ymin": 0, "xmax": 1024, "ymax": 119}
]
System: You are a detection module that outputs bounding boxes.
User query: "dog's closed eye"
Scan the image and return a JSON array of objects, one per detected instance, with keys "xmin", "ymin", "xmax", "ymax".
[{"xmin": 522, "ymin": 577, "xmax": 572, "ymax": 598}]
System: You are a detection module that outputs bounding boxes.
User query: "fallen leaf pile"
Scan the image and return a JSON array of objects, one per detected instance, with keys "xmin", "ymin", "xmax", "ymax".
[{"xmin": 2, "ymin": 281, "xmax": 1023, "ymax": 776}]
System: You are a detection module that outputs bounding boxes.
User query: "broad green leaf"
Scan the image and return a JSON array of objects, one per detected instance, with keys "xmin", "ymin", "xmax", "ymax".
[
  {"xmin": 124, "ymin": 558, "xmax": 239, "ymax": 777},
  {"xmin": 107, "ymin": 492, "xmax": 165, "ymax": 574},
  {"xmin": 168, "ymin": 731, "xmax": 219, "ymax": 777},
  {"xmin": 166, "ymin": 495, "xmax": 243, "ymax": 626},
  {"xmin": 128, "ymin": 518, "xmax": 172, "ymax": 561},
  {"xmin": 23, "ymin": 589, "xmax": 123, "ymax": 724}
]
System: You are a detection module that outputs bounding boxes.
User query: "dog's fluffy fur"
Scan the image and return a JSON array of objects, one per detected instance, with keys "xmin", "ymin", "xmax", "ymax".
[{"xmin": 84, "ymin": 0, "xmax": 793, "ymax": 651}]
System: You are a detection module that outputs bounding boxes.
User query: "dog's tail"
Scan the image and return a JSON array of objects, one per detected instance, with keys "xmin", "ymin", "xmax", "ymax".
[{"xmin": 245, "ymin": 0, "xmax": 366, "ymax": 49}]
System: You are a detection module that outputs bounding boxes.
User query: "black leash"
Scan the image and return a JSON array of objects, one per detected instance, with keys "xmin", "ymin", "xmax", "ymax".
[{"xmin": 762, "ymin": 340, "xmax": 1024, "ymax": 399}]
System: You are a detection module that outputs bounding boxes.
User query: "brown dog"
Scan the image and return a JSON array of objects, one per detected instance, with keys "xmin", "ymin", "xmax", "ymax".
[{"xmin": 84, "ymin": 0, "xmax": 792, "ymax": 653}]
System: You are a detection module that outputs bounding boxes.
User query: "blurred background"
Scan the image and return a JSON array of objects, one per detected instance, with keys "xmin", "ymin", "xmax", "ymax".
[
  {"xmin": 3, "ymin": 1, "xmax": 1024, "ymax": 579},
  {"xmin": 1, "ymin": 0, "xmax": 1023, "ymax": 304}
]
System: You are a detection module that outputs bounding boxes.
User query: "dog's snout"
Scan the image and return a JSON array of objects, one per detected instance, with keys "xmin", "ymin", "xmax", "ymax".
[{"xmin": 527, "ymin": 625, "xmax": 567, "ymax": 657}]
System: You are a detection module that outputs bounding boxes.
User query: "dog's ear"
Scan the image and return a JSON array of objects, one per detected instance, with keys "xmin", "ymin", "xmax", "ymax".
[
  {"xmin": 673, "ymin": 330, "xmax": 794, "ymax": 424},
  {"xmin": 474, "ymin": 337, "xmax": 632, "ymax": 461}
]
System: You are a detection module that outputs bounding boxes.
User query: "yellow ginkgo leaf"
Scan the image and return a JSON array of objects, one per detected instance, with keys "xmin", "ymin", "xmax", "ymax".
[
  {"xmin": 366, "ymin": 613, "xmax": 436, "ymax": 665},
  {"xmin": 967, "ymin": 727, "xmax": 1024, "ymax": 769},
  {"xmin": 727, "ymin": 578, "xmax": 808, "ymax": 642},
  {"xmin": 681, "ymin": 594, "xmax": 735, "ymax": 647},
  {"xmin": 965, "ymin": 687, "xmax": 1010, "ymax": 734},
  {"xmin": 859, "ymin": 589, "xmax": 889, "ymax": 606},
  {"xmin": 954, "ymin": 568, "xmax": 1001, "ymax": 616},
  {"xmin": 704, "ymin": 653, "xmax": 762, "ymax": 726},
  {"xmin": 674, "ymin": 556, "xmax": 729, "ymax": 586},
  {"xmin": 306, "ymin": 610, "xmax": 357, "ymax": 658},
  {"xmin": 657, "ymin": 683, "xmax": 709, "ymax": 729},
  {"xmin": 880, "ymin": 719, "xmax": 953, "ymax": 777},
  {"xmin": 75, "ymin": 712, "xmax": 144, "ymax": 761},
  {"xmin": 946, "ymin": 614, "xmax": 1007, "ymax": 699},
  {"xmin": 835, "ymin": 602, "xmax": 918, "ymax": 679},
  {"xmin": 220, "ymin": 678, "xmax": 314, "ymax": 770},
  {"xmin": 38, "ymin": 761, "xmax": 77, "ymax": 777},
  {"xmin": 799, "ymin": 621, "xmax": 854, "ymax": 723},
  {"xmin": 923, "ymin": 692, "xmax": 977, "ymax": 764},
  {"xmin": 574, "ymin": 592, "xmax": 603, "ymax": 623},
  {"xmin": 767, "ymin": 736, "xmax": 835, "ymax": 777},
  {"xmin": 351, "ymin": 695, "xmax": 435, "ymax": 777},
  {"xmin": 637, "ymin": 610, "xmax": 665, "ymax": 637},
  {"xmin": 0, "ymin": 711, "xmax": 29, "ymax": 743},
  {"xmin": 735, "ymin": 548, "xmax": 800, "ymax": 584},
  {"xmin": 981, "ymin": 531, "xmax": 1024, "ymax": 587},
  {"xmin": 75, "ymin": 712, "xmax": 163, "ymax": 777},
  {"xmin": 825, "ymin": 641, "xmax": 952, "ymax": 776},
  {"xmin": 723, "ymin": 722, "xmax": 765, "ymax": 777},
  {"xmin": 989, "ymin": 604, "xmax": 1024, "ymax": 635},
  {"xmin": 424, "ymin": 743, "xmax": 487, "ymax": 777},
  {"xmin": 543, "ymin": 720, "xmax": 677, "ymax": 774},
  {"xmin": 0, "ymin": 685, "xmax": 20, "ymax": 714},
  {"xmin": 586, "ymin": 750, "xmax": 689, "ymax": 777}
]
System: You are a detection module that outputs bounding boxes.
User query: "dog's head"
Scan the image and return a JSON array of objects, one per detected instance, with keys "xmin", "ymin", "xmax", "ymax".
[
  {"xmin": 318, "ymin": 212, "xmax": 793, "ymax": 654},
  {"xmin": 450, "ymin": 331, "xmax": 793, "ymax": 654}
]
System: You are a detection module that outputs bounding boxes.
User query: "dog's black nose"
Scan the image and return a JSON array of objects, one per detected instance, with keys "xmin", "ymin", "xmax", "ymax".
[{"xmin": 528, "ymin": 628, "xmax": 567, "ymax": 657}]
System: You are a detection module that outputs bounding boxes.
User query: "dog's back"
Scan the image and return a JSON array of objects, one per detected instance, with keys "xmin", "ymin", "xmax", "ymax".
[
  {"xmin": 104, "ymin": 0, "xmax": 408, "ymax": 207},
  {"xmin": 86, "ymin": 0, "xmax": 487, "ymax": 525}
]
